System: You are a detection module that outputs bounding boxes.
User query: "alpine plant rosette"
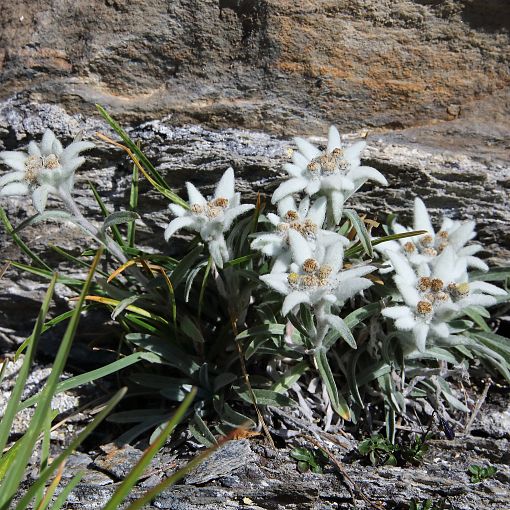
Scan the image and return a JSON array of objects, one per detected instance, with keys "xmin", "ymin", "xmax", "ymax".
[
  {"xmin": 164, "ymin": 167, "xmax": 255, "ymax": 268},
  {"xmin": 271, "ymin": 126, "xmax": 387, "ymax": 224},
  {"xmin": 0, "ymin": 129, "xmax": 94, "ymax": 213}
]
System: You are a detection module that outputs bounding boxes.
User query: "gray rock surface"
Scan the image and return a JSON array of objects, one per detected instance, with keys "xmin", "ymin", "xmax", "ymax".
[{"xmin": 0, "ymin": 1, "xmax": 509, "ymax": 135}]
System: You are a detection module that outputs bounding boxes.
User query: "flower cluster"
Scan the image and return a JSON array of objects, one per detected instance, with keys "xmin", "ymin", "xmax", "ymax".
[
  {"xmin": 378, "ymin": 198, "xmax": 488, "ymax": 278},
  {"xmin": 382, "ymin": 246, "xmax": 505, "ymax": 353},
  {"xmin": 0, "ymin": 130, "xmax": 94, "ymax": 213},
  {"xmin": 164, "ymin": 167, "xmax": 254, "ymax": 268},
  {"xmin": 271, "ymin": 126, "xmax": 387, "ymax": 224}
]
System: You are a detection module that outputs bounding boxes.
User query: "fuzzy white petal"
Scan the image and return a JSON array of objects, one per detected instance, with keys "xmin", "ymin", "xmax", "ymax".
[
  {"xmin": 292, "ymin": 151, "xmax": 310, "ymax": 169},
  {"xmin": 413, "ymin": 198, "xmax": 434, "ymax": 235},
  {"xmin": 330, "ymin": 191, "xmax": 345, "ymax": 224},
  {"xmin": 394, "ymin": 277, "xmax": 421, "ymax": 307},
  {"xmin": 223, "ymin": 204, "xmax": 255, "ymax": 231},
  {"xmin": 0, "ymin": 171, "xmax": 25, "ymax": 188},
  {"xmin": 164, "ymin": 215, "xmax": 197, "ymax": 241},
  {"xmin": 431, "ymin": 322, "xmax": 450, "ymax": 338},
  {"xmin": 382, "ymin": 306, "xmax": 412, "ymax": 319},
  {"xmin": 28, "ymin": 141, "xmax": 41, "ymax": 157},
  {"xmin": 214, "ymin": 167, "xmax": 235, "ymax": 200},
  {"xmin": 395, "ymin": 315, "xmax": 417, "ymax": 331},
  {"xmin": 413, "ymin": 323, "xmax": 429, "ymax": 352},
  {"xmin": 169, "ymin": 204, "xmax": 187, "ymax": 217},
  {"xmin": 283, "ymin": 163, "xmax": 305, "ymax": 178},
  {"xmin": 458, "ymin": 244, "xmax": 483, "ymax": 256},
  {"xmin": 276, "ymin": 195, "xmax": 297, "ymax": 217},
  {"xmin": 288, "ymin": 230, "xmax": 312, "ymax": 265},
  {"xmin": 0, "ymin": 181, "xmax": 30, "ymax": 196},
  {"xmin": 32, "ymin": 185, "xmax": 50, "ymax": 213},
  {"xmin": 469, "ymin": 281, "xmax": 506, "ymax": 296},
  {"xmin": 41, "ymin": 130, "xmax": 57, "ymax": 155},
  {"xmin": 0, "ymin": 152, "xmax": 27, "ymax": 172},
  {"xmin": 294, "ymin": 137, "xmax": 320, "ymax": 160},
  {"xmin": 60, "ymin": 141, "xmax": 94, "ymax": 164},
  {"xmin": 465, "ymin": 256, "xmax": 488, "ymax": 271},
  {"xmin": 347, "ymin": 166, "xmax": 388, "ymax": 186},
  {"xmin": 282, "ymin": 291, "xmax": 311, "ymax": 316},
  {"xmin": 271, "ymin": 178, "xmax": 308, "ymax": 204},
  {"xmin": 186, "ymin": 182, "xmax": 207, "ymax": 206},
  {"xmin": 448, "ymin": 221, "xmax": 476, "ymax": 249},
  {"xmin": 387, "ymin": 250, "xmax": 416, "ymax": 283},
  {"xmin": 343, "ymin": 141, "xmax": 366, "ymax": 165},
  {"xmin": 260, "ymin": 273, "xmax": 290, "ymax": 295},
  {"xmin": 327, "ymin": 126, "xmax": 341, "ymax": 152},
  {"xmin": 335, "ymin": 277, "xmax": 373, "ymax": 302},
  {"xmin": 209, "ymin": 236, "xmax": 229, "ymax": 268}
]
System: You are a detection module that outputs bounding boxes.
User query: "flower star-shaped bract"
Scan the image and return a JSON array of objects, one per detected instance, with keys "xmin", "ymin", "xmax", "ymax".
[
  {"xmin": 164, "ymin": 167, "xmax": 255, "ymax": 268},
  {"xmin": 382, "ymin": 248, "xmax": 506, "ymax": 353},
  {"xmin": 260, "ymin": 230, "xmax": 375, "ymax": 317},
  {"xmin": 251, "ymin": 195, "xmax": 348, "ymax": 273},
  {"xmin": 379, "ymin": 198, "xmax": 489, "ymax": 275},
  {"xmin": 271, "ymin": 126, "xmax": 387, "ymax": 223},
  {"xmin": 0, "ymin": 129, "xmax": 94, "ymax": 213}
]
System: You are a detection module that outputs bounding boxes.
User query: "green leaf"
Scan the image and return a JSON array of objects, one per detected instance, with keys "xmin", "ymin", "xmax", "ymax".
[
  {"xmin": 95, "ymin": 104, "xmax": 188, "ymax": 209},
  {"xmin": 101, "ymin": 211, "xmax": 140, "ymax": 234},
  {"xmin": 0, "ymin": 207, "xmax": 51, "ymax": 270},
  {"xmin": 12, "ymin": 387, "xmax": 127, "ymax": 510},
  {"xmin": 50, "ymin": 472, "xmax": 84, "ymax": 510},
  {"xmin": 235, "ymin": 388, "xmax": 296, "ymax": 407},
  {"xmin": 88, "ymin": 181, "xmax": 125, "ymax": 246},
  {"xmin": 0, "ymin": 273, "xmax": 57, "ymax": 464},
  {"xmin": 270, "ymin": 361, "xmax": 309, "ymax": 393},
  {"xmin": 236, "ymin": 323, "xmax": 285, "ymax": 341},
  {"xmin": 18, "ymin": 350, "xmax": 152, "ymax": 412},
  {"xmin": 343, "ymin": 209, "xmax": 373, "ymax": 258},
  {"xmin": 128, "ymin": 145, "xmax": 140, "ymax": 248},
  {"xmin": 12, "ymin": 210, "xmax": 74, "ymax": 233},
  {"xmin": 324, "ymin": 314, "xmax": 356, "ymax": 349},
  {"xmin": 314, "ymin": 348, "xmax": 351, "ymax": 420},
  {"xmin": 189, "ymin": 413, "xmax": 217, "ymax": 448},
  {"xmin": 125, "ymin": 333, "xmax": 200, "ymax": 375}
]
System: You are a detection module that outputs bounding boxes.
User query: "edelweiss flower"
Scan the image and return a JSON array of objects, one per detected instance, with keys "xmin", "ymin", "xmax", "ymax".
[
  {"xmin": 164, "ymin": 167, "xmax": 255, "ymax": 268},
  {"xmin": 382, "ymin": 249, "xmax": 505, "ymax": 353},
  {"xmin": 251, "ymin": 195, "xmax": 348, "ymax": 273},
  {"xmin": 0, "ymin": 129, "xmax": 94, "ymax": 213},
  {"xmin": 271, "ymin": 126, "xmax": 387, "ymax": 223},
  {"xmin": 260, "ymin": 230, "xmax": 375, "ymax": 316},
  {"xmin": 378, "ymin": 198, "xmax": 488, "ymax": 275}
]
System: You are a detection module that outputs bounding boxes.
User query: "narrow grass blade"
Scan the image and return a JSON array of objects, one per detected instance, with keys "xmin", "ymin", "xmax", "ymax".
[
  {"xmin": 102, "ymin": 388, "xmax": 197, "ymax": 510},
  {"xmin": 50, "ymin": 472, "xmax": 84, "ymax": 510},
  {"xmin": 34, "ymin": 460, "xmax": 65, "ymax": 510},
  {"xmin": 128, "ymin": 149, "xmax": 139, "ymax": 248},
  {"xmin": 88, "ymin": 181, "xmax": 125, "ymax": 246},
  {"xmin": 0, "ymin": 273, "xmax": 57, "ymax": 457},
  {"xmin": 0, "ymin": 250, "xmax": 103, "ymax": 507},
  {"xmin": 0, "ymin": 207, "xmax": 51, "ymax": 270},
  {"xmin": 13, "ymin": 387, "xmax": 127, "ymax": 510},
  {"xmin": 123, "ymin": 428, "xmax": 244, "ymax": 510},
  {"xmin": 18, "ymin": 352, "xmax": 152, "ymax": 411},
  {"xmin": 343, "ymin": 209, "xmax": 373, "ymax": 258}
]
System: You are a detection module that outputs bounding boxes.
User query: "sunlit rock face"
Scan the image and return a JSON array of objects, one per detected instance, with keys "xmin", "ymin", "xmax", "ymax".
[{"xmin": 0, "ymin": 1, "xmax": 508, "ymax": 134}]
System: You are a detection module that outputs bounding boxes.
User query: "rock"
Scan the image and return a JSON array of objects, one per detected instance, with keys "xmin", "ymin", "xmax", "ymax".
[
  {"xmin": 185, "ymin": 439, "xmax": 256, "ymax": 484},
  {"xmin": 0, "ymin": 1, "xmax": 508, "ymax": 134}
]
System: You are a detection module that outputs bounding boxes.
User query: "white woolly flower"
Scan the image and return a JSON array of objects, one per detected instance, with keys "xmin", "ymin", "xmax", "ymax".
[
  {"xmin": 251, "ymin": 195, "xmax": 348, "ymax": 273},
  {"xmin": 378, "ymin": 198, "xmax": 488, "ymax": 276},
  {"xmin": 271, "ymin": 126, "xmax": 387, "ymax": 223},
  {"xmin": 164, "ymin": 167, "xmax": 255, "ymax": 268},
  {"xmin": 382, "ymin": 248, "xmax": 506, "ymax": 353},
  {"xmin": 0, "ymin": 129, "xmax": 94, "ymax": 213},
  {"xmin": 260, "ymin": 230, "xmax": 375, "ymax": 316}
]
